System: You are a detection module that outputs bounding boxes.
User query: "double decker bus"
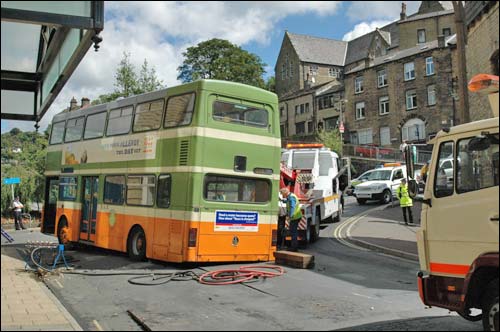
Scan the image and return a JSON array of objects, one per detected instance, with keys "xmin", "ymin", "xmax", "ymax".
[{"xmin": 42, "ymin": 80, "xmax": 281, "ymax": 263}]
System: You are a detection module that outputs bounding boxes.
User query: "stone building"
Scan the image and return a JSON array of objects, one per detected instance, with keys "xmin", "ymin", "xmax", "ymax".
[
  {"xmin": 275, "ymin": 1, "xmax": 458, "ymax": 149},
  {"xmin": 465, "ymin": 1, "xmax": 499, "ymax": 121}
]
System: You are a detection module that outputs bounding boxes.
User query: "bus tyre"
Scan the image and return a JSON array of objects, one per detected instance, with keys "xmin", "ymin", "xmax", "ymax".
[
  {"xmin": 57, "ymin": 218, "xmax": 72, "ymax": 250},
  {"xmin": 128, "ymin": 227, "xmax": 147, "ymax": 261},
  {"xmin": 381, "ymin": 189, "xmax": 391, "ymax": 204},
  {"xmin": 482, "ymin": 278, "xmax": 499, "ymax": 331}
]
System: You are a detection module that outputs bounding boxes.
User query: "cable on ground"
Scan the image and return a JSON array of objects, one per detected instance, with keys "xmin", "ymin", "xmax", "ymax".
[{"xmin": 198, "ymin": 265, "xmax": 285, "ymax": 285}]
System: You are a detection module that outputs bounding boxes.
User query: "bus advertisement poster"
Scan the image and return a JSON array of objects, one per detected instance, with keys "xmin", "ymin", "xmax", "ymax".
[{"xmin": 215, "ymin": 211, "xmax": 259, "ymax": 232}]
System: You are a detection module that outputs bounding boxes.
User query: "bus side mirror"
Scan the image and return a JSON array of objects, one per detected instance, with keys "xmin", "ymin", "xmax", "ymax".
[
  {"xmin": 408, "ymin": 179, "xmax": 418, "ymax": 198},
  {"xmin": 468, "ymin": 136, "xmax": 491, "ymax": 151}
]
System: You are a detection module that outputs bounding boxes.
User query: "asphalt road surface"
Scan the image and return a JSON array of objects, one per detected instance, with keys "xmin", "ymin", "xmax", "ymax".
[{"xmin": 1, "ymin": 197, "xmax": 482, "ymax": 331}]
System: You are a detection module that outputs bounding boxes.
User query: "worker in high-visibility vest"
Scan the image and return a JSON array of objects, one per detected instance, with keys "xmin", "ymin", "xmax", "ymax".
[
  {"xmin": 397, "ymin": 178, "xmax": 413, "ymax": 225},
  {"xmin": 279, "ymin": 187, "xmax": 303, "ymax": 252}
]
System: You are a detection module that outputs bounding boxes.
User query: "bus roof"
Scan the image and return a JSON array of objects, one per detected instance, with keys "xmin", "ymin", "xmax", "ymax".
[{"xmin": 51, "ymin": 79, "xmax": 278, "ymax": 123}]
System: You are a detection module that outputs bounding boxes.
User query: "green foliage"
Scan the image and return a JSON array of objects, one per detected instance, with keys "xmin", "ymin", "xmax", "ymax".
[
  {"xmin": 265, "ymin": 76, "xmax": 276, "ymax": 93},
  {"xmin": 92, "ymin": 52, "xmax": 164, "ymax": 105},
  {"xmin": 316, "ymin": 128, "xmax": 343, "ymax": 156},
  {"xmin": 177, "ymin": 38, "xmax": 266, "ymax": 88},
  {"xmin": 1, "ymin": 130, "xmax": 47, "ymax": 215}
]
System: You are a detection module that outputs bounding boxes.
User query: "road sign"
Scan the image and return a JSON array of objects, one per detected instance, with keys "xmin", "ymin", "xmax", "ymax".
[
  {"xmin": 339, "ymin": 122, "xmax": 345, "ymax": 133},
  {"xmin": 3, "ymin": 177, "xmax": 20, "ymax": 185}
]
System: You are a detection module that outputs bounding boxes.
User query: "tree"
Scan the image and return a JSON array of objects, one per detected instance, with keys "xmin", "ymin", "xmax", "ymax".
[
  {"xmin": 316, "ymin": 128, "xmax": 343, "ymax": 156},
  {"xmin": 177, "ymin": 38, "xmax": 266, "ymax": 88},
  {"xmin": 92, "ymin": 52, "xmax": 164, "ymax": 105},
  {"xmin": 265, "ymin": 76, "xmax": 276, "ymax": 93}
]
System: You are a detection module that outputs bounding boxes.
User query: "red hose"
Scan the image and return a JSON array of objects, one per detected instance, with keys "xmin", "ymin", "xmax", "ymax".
[{"xmin": 198, "ymin": 265, "xmax": 285, "ymax": 285}]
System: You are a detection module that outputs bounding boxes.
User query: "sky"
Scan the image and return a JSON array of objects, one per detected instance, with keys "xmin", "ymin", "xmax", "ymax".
[{"xmin": 1, "ymin": 1, "xmax": 430, "ymax": 134}]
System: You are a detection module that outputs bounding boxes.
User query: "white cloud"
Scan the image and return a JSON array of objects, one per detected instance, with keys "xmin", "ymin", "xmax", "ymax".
[
  {"xmin": 3, "ymin": 1, "xmax": 345, "ymax": 133},
  {"xmin": 342, "ymin": 20, "xmax": 392, "ymax": 41}
]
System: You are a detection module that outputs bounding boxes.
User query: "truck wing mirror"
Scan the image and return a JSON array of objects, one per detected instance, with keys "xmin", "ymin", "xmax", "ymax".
[
  {"xmin": 408, "ymin": 179, "xmax": 418, "ymax": 198},
  {"xmin": 468, "ymin": 136, "xmax": 491, "ymax": 151}
]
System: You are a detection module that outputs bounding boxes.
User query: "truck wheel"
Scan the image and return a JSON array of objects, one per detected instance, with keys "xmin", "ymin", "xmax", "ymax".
[
  {"xmin": 127, "ymin": 226, "xmax": 147, "ymax": 261},
  {"xmin": 381, "ymin": 189, "xmax": 391, "ymax": 204},
  {"xmin": 310, "ymin": 214, "xmax": 320, "ymax": 242},
  {"xmin": 357, "ymin": 198, "xmax": 367, "ymax": 205},
  {"xmin": 482, "ymin": 278, "xmax": 499, "ymax": 331}
]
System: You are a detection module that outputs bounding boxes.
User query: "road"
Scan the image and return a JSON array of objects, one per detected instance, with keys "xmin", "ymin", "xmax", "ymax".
[{"xmin": 1, "ymin": 197, "xmax": 482, "ymax": 331}]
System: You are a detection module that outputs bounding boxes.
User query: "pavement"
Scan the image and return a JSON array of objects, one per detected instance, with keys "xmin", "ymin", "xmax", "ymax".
[
  {"xmin": 1, "ymin": 228, "xmax": 82, "ymax": 331},
  {"xmin": 345, "ymin": 200, "xmax": 422, "ymax": 261}
]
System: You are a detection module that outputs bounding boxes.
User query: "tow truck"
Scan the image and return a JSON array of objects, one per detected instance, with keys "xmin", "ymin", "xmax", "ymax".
[{"xmin": 279, "ymin": 143, "xmax": 349, "ymax": 245}]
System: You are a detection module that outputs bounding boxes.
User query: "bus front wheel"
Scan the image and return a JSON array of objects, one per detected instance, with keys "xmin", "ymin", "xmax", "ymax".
[{"xmin": 127, "ymin": 226, "xmax": 147, "ymax": 261}]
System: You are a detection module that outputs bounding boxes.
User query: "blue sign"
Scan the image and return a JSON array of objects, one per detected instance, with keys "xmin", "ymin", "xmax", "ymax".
[
  {"xmin": 215, "ymin": 211, "xmax": 259, "ymax": 232},
  {"xmin": 3, "ymin": 177, "xmax": 20, "ymax": 185}
]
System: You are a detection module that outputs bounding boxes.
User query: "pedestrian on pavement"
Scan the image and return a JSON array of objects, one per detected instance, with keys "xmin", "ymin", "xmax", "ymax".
[
  {"xmin": 279, "ymin": 187, "xmax": 302, "ymax": 252},
  {"xmin": 399, "ymin": 140, "xmax": 408, "ymax": 160},
  {"xmin": 421, "ymin": 161, "xmax": 429, "ymax": 183},
  {"xmin": 11, "ymin": 196, "xmax": 26, "ymax": 230},
  {"xmin": 397, "ymin": 178, "xmax": 413, "ymax": 225}
]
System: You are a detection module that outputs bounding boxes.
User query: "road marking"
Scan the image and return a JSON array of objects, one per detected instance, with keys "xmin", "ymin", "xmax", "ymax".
[
  {"xmin": 93, "ymin": 320, "xmax": 104, "ymax": 331},
  {"xmin": 352, "ymin": 292, "xmax": 375, "ymax": 299},
  {"xmin": 54, "ymin": 280, "xmax": 64, "ymax": 288}
]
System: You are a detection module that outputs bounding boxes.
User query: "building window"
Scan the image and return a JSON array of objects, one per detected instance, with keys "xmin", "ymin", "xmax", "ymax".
[
  {"xmin": 404, "ymin": 62, "xmax": 415, "ymax": 81},
  {"xmin": 379, "ymin": 96, "xmax": 389, "ymax": 115},
  {"xmin": 355, "ymin": 102, "xmax": 365, "ymax": 120},
  {"xmin": 305, "ymin": 103, "xmax": 310, "ymax": 113},
  {"xmin": 289, "ymin": 61, "xmax": 293, "ymax": 78},
  {"xmin": 281, "ymin": 63, "xmax": 286, "ymax": 80},
  {"xmin": 418, "ymin": 29, "xmax": 426, "ymax": 43},
  {"xmin": 329, "ymin": 67, "xmax": 340, "ymax": 78},
  {"xmin": 296, "ymin": 122, "xmax": 305, "ymax": 135},
  {"xmin": 355, "ymin": 76, "xmax": 364, "ymax": 94},
  {"xmin": 406, "ymin": 89, "xmax": 417, "ymax": 110},
  {"xmin": 380, "ymin": 127, "xmax": 391, "ymax": 146},
  {"xmin": 309, "ymin": 64, "xmax": 318, "ymax": 76},
  {"xmin": 427, "ymin": 85, "xmax": 436, "ymax": 106},
  {"xmin": 300, "ymin": 104, "xmax": 305, "ymax": 114},
  {"xmin": 425, "ymin": 57, "xmax": 434, "ymax": 76},
  {"xmin": 443, "ymin": 28, "xmax": 451, "ymax": 37},
  {"xmin": 377, "ymin": 69, "xmax": 387, "ymax": 87},
  {"xmin": 324, "ymin": 117, "xmax": 338, "ymax": 131},
  {"xmin": 280, "ymin": 107, "xmax": 284, "ymax": 117},
  {"xmin": 402, "ymin": 118, "xmax": 425, "ymax": 141},
  {"xmin": 358, "ymin": 128, "xmax": 373, "ymax": 145},
  {"xmin": 295, "ymin": 105, "xmax": 299, "ymax": 115},
  {"xmin": 307, "ymin": 121, "xmax": 313, "ymax": 133}
]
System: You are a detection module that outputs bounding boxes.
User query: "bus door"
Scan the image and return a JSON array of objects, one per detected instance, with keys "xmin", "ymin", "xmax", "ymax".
[
  {"xmin": 80, "ymin": 176, "xmax": 99, "ymax": 242},
  {"xmin": 42, "ymin": 177, "xmax": 59, "ymax": 234}
]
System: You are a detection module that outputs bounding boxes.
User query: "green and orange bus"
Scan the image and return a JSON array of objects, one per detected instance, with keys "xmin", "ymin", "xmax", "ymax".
[{"xmin": 42, "ymin": 80, "xmax": 281, "ymax": 262}]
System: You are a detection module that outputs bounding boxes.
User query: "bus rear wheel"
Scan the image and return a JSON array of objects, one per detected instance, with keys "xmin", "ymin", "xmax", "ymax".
[
  {"xmin": 57, "ymin": 218, "xmax": 72, "ymax": 249},
  {"xmin": 127, "ymin": 226, "xmax": 147, "ymax": 261}
]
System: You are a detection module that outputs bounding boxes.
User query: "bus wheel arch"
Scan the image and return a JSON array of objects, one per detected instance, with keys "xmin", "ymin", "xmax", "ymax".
[
  {"xmin": 57, "ymin": 217, "xmax": 71, "ymax": 248},
  {"xmin": 127, "ymin": 225, "xmax": 147, "ymax": 261}
]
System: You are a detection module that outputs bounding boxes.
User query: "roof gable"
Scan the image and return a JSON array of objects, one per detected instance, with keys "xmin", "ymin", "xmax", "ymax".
[{"xmin": 286, "ymin": 32, "xmax": 347, "ymax": 66}]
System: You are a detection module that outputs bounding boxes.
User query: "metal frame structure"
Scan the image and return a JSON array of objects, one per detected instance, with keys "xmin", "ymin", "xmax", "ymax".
[{"xmin": 1, "ymin": 1, "xmax": 104, "ymax": 123}]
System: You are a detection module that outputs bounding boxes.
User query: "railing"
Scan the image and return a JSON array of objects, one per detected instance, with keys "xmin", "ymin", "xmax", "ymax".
[{"xmin": 343, "ymin": 144, "xmax": 431, "ymax": 165}]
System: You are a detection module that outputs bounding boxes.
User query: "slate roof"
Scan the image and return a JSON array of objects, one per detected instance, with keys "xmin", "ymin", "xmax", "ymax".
[
  {"xmin": 401, "ymin": 9, "xmax": 454, "ymax": 23},
  {"xmin": 286, "ymin": 32, "xmax": 348, "ymax": 66}
]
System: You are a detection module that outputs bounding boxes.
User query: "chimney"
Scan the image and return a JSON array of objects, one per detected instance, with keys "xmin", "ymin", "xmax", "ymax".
[
  {"xmin": 70, "ymin": 97, "xmax": 78, "ymax": 111},
  {"xmin": 400, "ymin": 2, "xmax": 407, "ymax": 20},
  {"xmin": 81, "ymin": 97, "xmax": 90, "ymax": 108},
  {"xmin": 438, "ymin": 34, "xmax": 445, "ymax": 48}
]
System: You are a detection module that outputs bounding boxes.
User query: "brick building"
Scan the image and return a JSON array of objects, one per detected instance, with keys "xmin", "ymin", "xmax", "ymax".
[
  {"xmin": 275, "ymin": 1, "xmax": 459, "ymax": 149},
  {"xmin": 465, "ymin": 1, "xmax": 499, "ymax": 121}
]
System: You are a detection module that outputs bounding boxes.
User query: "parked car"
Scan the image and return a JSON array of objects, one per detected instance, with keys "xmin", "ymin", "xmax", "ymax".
[
  {"xmin": 353, "ymin": 164, "xmax": 407, "ymax": 204},
  {"xmin": 345, "ymin": 169, "xmax": 377, "ymax": 196}
]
